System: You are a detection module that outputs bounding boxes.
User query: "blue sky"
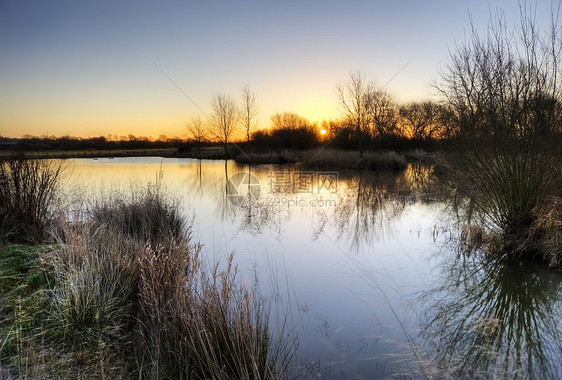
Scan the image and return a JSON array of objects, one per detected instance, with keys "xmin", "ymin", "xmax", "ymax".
[{"xmin": 0, "ymin": 0, "xmax": 548, "ymax": 138}]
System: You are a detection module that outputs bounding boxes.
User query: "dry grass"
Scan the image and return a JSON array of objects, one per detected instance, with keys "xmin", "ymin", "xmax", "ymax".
[
  {"xmin": 304, "ymin": 149, "xmax": 406, "ymax": 170},
  {"xmin": 1, "ymin": 183, "xmax": 296, "ymax": 379},
  {"xmin": 0, "ymin": 156, "xmax": 66, "ymax": 243},
  {"xmin": 235, "ymin": 150, "xmax": 301, "ymax": 164},
  {"xmin": 89, "ymin": 183, "xmax": 185, "ymax": 247}
]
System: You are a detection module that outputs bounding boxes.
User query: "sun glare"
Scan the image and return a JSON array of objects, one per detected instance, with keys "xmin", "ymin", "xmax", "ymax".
[{"xmin": 320, "ymin": 129, "xmax": 327, "ymax": 135}]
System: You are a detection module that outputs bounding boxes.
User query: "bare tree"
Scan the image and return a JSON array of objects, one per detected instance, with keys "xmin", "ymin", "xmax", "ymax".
[
  {"xmin": 337, "ymin": 72, "xmax": 375, "ymax": 154},
  {"xmin": 337, "ymin": 72, "xmax": 397, "ymax": 151},
  {"xmin": 370, "ymin": 88, "xmax": 397, "ymax": 140},
  {"xmin": 399, "ymin": 101, "xmax": 446, "ymax": 145},
  {"xmin": 186, "ymin": 116, "xmax": 207, "ymax": 157},
  {"xmin": 209, "ymin": 94, "xmax": 238, "ymax": 158},
  {"xmin": 238, "ymin": 84, "xmax": 259, "ymax": 142},
  {"xmin": 270, "ymin": 112, "xmax": 311, "ymax": 130},
  {"xmin": 436, "ymin": 7, "xmax": 562, "ymax": 255}
]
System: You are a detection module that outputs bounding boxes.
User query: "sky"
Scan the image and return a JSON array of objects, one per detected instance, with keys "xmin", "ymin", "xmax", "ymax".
[{"xmin": 0, "ymin": 0, "xmax": 552, "ymax": 139}]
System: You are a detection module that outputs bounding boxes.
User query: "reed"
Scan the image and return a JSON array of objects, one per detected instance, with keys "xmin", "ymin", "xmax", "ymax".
[
  {"xmin": 304, "ymin": 149, "xmax": 406, "ymax": 170},
  {"xmin": 89, "ymin": 183, "xmax": 185, "ymax": 246},
  {"xmin": 1, "ymin": 183, "xmax": 297, "ymax": 378},
  {"xmin": 0, "ymin": 156, "xmax": 66, "ymax": 243}
]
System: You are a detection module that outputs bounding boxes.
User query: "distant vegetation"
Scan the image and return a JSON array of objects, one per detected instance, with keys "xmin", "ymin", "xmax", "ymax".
[{"xmin": 0, "ymin": 135, "xmax": 182, "ymax": 155}]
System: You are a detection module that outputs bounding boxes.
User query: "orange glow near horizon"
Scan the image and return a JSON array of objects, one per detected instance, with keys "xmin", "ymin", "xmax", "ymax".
[
  {"xmin": 1, "ymin": 95, "xmax": 343, "ymax": 139},
  {"xmin": 293, "ymin": 96, "xmax": 340, "ymax": 124}
]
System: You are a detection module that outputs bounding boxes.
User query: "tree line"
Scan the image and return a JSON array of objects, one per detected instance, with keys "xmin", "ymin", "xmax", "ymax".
[
  {"xmin": 0, "ymin": 135, "xmax": 183, "ymax": 153},
  {"xmin": 182, "ymin": 79, "xmax": 457, "ymax": 157}
]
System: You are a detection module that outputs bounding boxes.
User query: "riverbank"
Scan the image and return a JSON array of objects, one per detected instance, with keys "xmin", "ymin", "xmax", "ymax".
[{"xmin": 1, "ymin": 146, "xmax": 430, "ymax": 170}]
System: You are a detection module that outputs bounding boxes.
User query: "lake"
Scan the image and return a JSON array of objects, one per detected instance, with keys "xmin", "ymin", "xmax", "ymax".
[{"xmin": 64, "ymin": 156, "xmax": 562, "ymax": 379}]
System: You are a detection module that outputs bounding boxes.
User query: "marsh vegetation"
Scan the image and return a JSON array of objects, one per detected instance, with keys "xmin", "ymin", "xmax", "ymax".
[{"xmin": 0, "ymin": 157, "xmax": 295, "ymax": 379}]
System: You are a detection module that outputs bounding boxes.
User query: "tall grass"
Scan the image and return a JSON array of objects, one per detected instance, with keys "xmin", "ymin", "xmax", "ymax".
[
  {"xmin": 89, "ymin": 182, "xmax": 185, "ymax": 246},
  {"xmin": 0, "ymin": 156, "xmax": 66, "ymax": 243},
  {"xmin": 51, "ymin": 225, "xmax": 139, "ymax": 350},
  {"xmin": 1, "ymin": 182, "xmax": 296, "ymax": 378},
  {"xmin": 235, "ymin": 148, "xmax": 407, "ymax": 170}
]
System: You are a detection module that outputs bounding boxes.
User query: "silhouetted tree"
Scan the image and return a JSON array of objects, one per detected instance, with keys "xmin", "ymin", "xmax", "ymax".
[
  {"xmin": 238, "ymin": 84, "xmax": 259, "ymax": 142},
  {"xmin": 210, "ymin": 94, "xmax": 238, "ymax": 158},
  {"xmin": 250, "ymin": 112, "xmax": 318, "ymax": 150},
  {"xmin": 270, "ymin": 112, "xmax": 310, "ymax": 130},
  {"xmin": 370, "ymin": 88, "xmax": 397, "ymax": 142},
  {"xmin": 337, "ymin": 71, "xmax": 397, "ymax": 151},
  {"xmin": 186, "ymin": 116, "xmax": 207, "ymax": 157},
  {"xmin": 399, "ymin": 101, "xmax": 446, "ymax": 146},
  {"xmin": 337, "ymin": 72, "xmax": 375, "ymax": 154}
]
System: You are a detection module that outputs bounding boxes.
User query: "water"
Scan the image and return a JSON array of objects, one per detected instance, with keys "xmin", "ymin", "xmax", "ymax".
[{"xmin": 64, "ymin": 156, "xmax": 562, "ymax": 379}]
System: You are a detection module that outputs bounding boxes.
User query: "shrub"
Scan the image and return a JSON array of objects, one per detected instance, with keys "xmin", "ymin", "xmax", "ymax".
[{"xmin": 437, "ymin": 9, "xmax": 562, "ymax": 261}]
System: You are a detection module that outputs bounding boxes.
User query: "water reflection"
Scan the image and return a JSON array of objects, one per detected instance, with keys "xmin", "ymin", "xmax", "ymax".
[
  {"xmin": 217, "ymin": 163, "xmax": 443, "ymax": 248},
  {"xmin": 420, "ymin": 256, "xmax": 562, "ymax": 378}
]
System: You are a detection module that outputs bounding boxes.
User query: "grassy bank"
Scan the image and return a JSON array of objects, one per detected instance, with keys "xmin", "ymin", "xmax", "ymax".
[
  {"xmin": 0, "ymin": 182, "xmax": 296, "ymax": 379},
  {"xmin": 2, "ymin": 147, "xmax": 415, "ymax": 171},
  {"xmin": 0, "ymin": 148, "xmax": 179, "ymax": 160}
]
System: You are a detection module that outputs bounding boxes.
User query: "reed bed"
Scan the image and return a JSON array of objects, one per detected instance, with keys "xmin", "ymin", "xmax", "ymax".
[
  {"xmin": 235, "ymin": 150, "xmax": 301, "ymax": 164},
  {"xmin": 1, "ymin": 183, "xmax": 296, "ymax": 379},
  {"xmin": 235, "ymin": 149, "xmax": 407, "ymax": 170},
  {"xmin": 304, "ymin": 149, "xmax": 407, "ymax": 170}
]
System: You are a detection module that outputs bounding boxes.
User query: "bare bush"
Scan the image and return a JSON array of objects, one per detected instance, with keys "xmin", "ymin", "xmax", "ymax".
[{"xmin": 436, "ymin": 9, "xmax": 562, "ymax": 258}]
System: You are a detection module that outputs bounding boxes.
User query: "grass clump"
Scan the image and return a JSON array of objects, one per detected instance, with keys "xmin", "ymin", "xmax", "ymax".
[
  {"xmin": 0, "ymin": 156, "xmax": 66, "ymax": 243},
  {"xmin": 89, "ymin": 183, "xmax": 185, "ymax": 246}
]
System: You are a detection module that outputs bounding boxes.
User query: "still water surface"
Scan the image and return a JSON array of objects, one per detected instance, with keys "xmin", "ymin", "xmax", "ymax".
[{"xmin": 65, "ymin": 157, "xmax": 562, "ymax": 379}]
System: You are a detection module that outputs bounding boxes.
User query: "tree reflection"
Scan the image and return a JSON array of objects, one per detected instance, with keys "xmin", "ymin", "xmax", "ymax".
[
  {"xmin": 420, "ymin": 256, "xmax": 562, "ymax": 378},
  {"xmin": 330, "ymin": 173, "xmax": 403, "ymax": 248},
  {"xmin": 329, "ymin": 165, "xmax": 441, "ymax": 249},
  {"xmin": 217, "ymin": 163, "xmax": 446, "ymax": 248}
]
